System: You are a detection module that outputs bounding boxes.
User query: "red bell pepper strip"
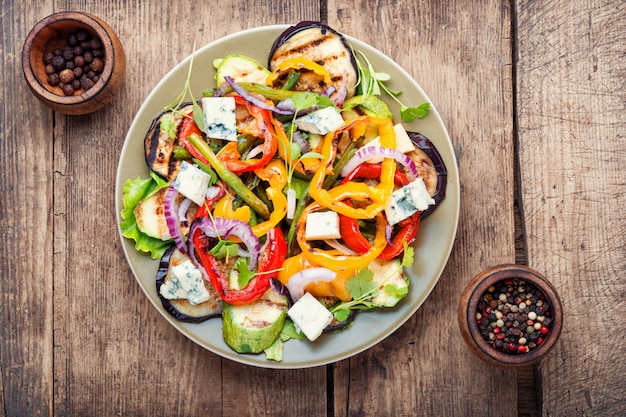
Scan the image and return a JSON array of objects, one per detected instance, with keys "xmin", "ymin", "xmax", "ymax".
[
  {"xmin": 338, "ymin": 163, "xmax": 420, "ymax": 260},
  {"xmin": 179, "ymin": 114, "xmax": 210, "ymax": 165},
  {"xmin": 191, "ymin": 227, "xmax": 287, "ymax": 305},
  {"xmin": 215, "ymin": 96, "xmax": 278, "ymax": 174}
]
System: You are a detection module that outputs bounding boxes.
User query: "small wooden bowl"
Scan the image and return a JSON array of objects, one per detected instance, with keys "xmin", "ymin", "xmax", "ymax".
[
  {"xmin": 22, "ymin": 11, "xmax": 126, "ymax": 115},
  {"xmin": 458, "ymin": 264, "xmax": 563, "ymax": 368}
]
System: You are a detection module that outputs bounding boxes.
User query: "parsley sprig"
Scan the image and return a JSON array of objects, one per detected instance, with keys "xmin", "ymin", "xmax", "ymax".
[
  {"xmin": 354, "ymin": 50, "xmax": 430, "ymax": 123},
  {"xmin": 331, "ymin": 242, "xmax": 415, "ymax": 322}
]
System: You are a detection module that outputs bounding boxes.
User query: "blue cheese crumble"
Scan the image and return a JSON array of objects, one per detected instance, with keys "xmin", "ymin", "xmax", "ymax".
[
  {"xmin": 202, "ymin": 97, "xmax": 237, "ymax": 141},
  {"xmin": 384, "ymin": 178, "xmax": 435, "ymax": 225},
  {"xmin": 160, "ymin": 260, "xmax": 211, "ymax": 305}
]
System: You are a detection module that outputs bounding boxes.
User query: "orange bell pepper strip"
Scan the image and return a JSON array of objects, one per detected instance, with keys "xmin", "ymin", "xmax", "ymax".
[
  {"xmin": 308, "ymin": 116, "xmax": 397, "ymax": 220},
  {"xmin": 277, "ymin": 253, "xmax": 353, "ymax": 302},
  {"xmin": 215, "ymin": 96, "xmax": 277, "ymax": 174},
  {"xmin": 296, "ymin": 201, "xmax": 388, "ymax": 271},
  {"xmin": 266, "ymin": 57, "xmax": 333, "ymax": 88}
]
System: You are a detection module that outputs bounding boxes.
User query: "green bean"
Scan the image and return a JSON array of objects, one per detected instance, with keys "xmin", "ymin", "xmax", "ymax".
[{"xmin": 188, "ymin": 133, "xmax": 270, "ymax": 220}]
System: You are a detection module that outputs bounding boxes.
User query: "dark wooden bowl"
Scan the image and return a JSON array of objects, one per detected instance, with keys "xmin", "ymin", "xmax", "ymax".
[
  {"xmin": 458, "ymin": 264, "xmax": 563, "ymax": 368},
  {"xmin": 22, "ymin": 11, "xmax": 126, "ymax": 115}
]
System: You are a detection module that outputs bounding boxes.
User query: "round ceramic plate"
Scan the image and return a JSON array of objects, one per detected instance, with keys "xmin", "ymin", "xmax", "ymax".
[{"xmin": 115, "ymin": 24, "xmax": 460, "ymax": 369}]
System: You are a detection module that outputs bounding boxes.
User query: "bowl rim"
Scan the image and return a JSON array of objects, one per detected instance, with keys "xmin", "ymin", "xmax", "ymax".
[
  {"xmin": 461, "ymin": 264, "xmax": 563, "ymax": 367},
  {"xmin": 22, "ymin": 11, "xmax": 118, "ymax": 106}
]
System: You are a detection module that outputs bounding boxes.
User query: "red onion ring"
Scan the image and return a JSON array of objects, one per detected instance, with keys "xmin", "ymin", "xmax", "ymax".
[
  {"xmin": 188, "ymin": 216, "xmax": 261, "ymax": 269},
  {"xmin": 164, "ymin": 185, "xmax": 188, "ymax": 254},
  {"xmin": 340, "ymin": 145, "xmax": 419, "ymax": 179},
  {"xmin": 286, "ymin": 268, "xmax": 337, "ymax": 301},
  {"xmin": 224, "ymin": 76, "xmax": 294, "ymax": 116}
]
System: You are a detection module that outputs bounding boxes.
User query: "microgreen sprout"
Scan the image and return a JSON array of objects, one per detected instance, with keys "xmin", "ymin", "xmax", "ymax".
[{"xmin": 354, "ymin": 50, "xmax": 430, "ymax": 123}]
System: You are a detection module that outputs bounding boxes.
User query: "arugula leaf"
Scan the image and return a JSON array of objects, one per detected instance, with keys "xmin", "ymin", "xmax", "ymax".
[
  {"xmin": 192, "ymin": 158, "xmax": 219, "ymax": 186},
  {"xmin": 343, "ymin": 95, "xmax": 393, "ymax": 119},
  {"xmin": 209, "ymin": 240, "xmax": 239, "ymax": 260},
  {"xmin": 400, "ymin": 102, "xmax": 430, "ymax": 123}
]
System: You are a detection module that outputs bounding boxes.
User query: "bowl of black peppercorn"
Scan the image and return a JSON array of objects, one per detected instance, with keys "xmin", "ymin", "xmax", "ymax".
[
  {"xmin": 458, "ymin": 264, "xmax": 563, "ymax": 368},
  {"xmin": 22, "ymin": 11, "xmax": 126, "ymax": 115}
]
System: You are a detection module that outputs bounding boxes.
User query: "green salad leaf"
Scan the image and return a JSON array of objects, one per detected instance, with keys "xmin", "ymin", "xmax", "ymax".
[{"xmin": 120, "ymin": 172, "xmax": 171, "ymax": 259}]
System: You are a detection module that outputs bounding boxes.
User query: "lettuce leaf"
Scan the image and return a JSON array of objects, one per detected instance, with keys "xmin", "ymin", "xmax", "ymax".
[{"xmin": 120, "ymin": 172, "xmax": 172, "ymax": 259}]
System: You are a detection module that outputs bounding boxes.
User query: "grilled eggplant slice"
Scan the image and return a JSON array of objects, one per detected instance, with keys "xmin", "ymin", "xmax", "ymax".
[
  {"xmin": 156, "ymin": 246, "xmax": 223, "ymax": 323},
  {"xmin": 269, "ymin": 21, "xmax": 358, "ymax": 98},
  {"xmin": 407, "ymin": 131, "xmax": 448, "ymax": 219},
  {"xmin": 144, "ymin": 103, "xmax": 195, "ymax": 181}
]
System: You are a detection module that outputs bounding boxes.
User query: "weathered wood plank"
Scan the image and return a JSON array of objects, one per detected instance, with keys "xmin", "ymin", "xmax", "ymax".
[
  {"xmin": 0, "ymin": 2, "xmax": 55, "ymax": 416},
  {"xmin": 516, "ymin": 0, "xmax": 626, "ymax": 415},
  {"xmin": 47, "ymin": 1, "xmax": 326, "ymax": 416},
  {"xmin": 329, "ymin": 0, "xmax": 518, "ymax": 415}
]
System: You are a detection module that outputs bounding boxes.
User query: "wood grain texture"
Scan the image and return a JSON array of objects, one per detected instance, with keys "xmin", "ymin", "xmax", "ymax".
[
  {"xmin": 0, "ymin": 1, "xmax": 55, "ymax": 416},
  {"xmin": 516, "ymin": 0, "xmax": 626, "ymax": 415},
  {"xmin": 47, "ymin": 1, "xmax": 323, "ymax": 416},
  {"xmin": 328, "ymin": 0, "xmax": 517, "ymax": 415}
]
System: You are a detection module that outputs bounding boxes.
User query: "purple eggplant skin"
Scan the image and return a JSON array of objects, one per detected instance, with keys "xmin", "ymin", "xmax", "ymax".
[
  {"xmin": 407, "ymin": 131, "xmax": 448, "ymax": 219},
  {"xmin": 323, "ymin": 310, "xmax": 356, "ymax": 334},
  {"xmin": 144, "ymin": 103, "xmax": 195, "ymax": 181},
  {"xmin": 156, "ymin": 246, "xmax": 223, "ymax": 323},
  {"xmin": 268, "ymin": 21, "xmax": 358, "ymax": 98}
]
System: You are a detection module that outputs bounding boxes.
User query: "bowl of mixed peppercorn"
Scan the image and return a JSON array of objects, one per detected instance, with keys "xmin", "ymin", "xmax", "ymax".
[
  {"xmin": 458, "ymin": 264, "xmax": 563, "ymax": 368},
  {"xmin": 22, "ymin": 11, "xmax": 126, "ymax": 115}
]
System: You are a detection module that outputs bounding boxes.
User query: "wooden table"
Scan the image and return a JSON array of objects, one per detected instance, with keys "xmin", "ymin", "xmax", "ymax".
[{"xmin": 2, "ymin": 1, "xmax": 624, "ymax": 416}]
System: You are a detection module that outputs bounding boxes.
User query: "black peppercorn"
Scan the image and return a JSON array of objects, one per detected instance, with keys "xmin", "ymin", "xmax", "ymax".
[
  {"xmin": 80, "ymin": 78, "xmax": 94, "ymax": 90},
  {"xmin": 62, "ymin": 83, "xmax": 75, "ymax": 96},
  {"xmin": 45, "ymin": 64, "xmax": 56, "ymax": 75},
  {"xmin": 73, "ymin": 67, "xmax": 83, "ymax": 78},
  {"xmin": 74, "ymin": 55, "xmax": 85, "ymax": 68},
  {"xmin": 67, "ymin": 34, "xmax": 78, "ymax": 46},
  {"xmin": 90, "ymin": 57, "xmax": 104, "ymax": 72},
  {"xmin": 47, "ymin": 73, "xmax": 60, "ymax": 86},
  {"xmin": 83, "ymin": 51, "xmax": 94, "ymax": 64},
  {"xmin": 43, "ymin": 52, "xmax": 54, "ymax": 65},
  {"xmin": 76, "ymin": 30, "xmax": 89, "ymax": 42},
  {"xmin": 51, "ymin": 55, "xmax": 65, "ymax": 70}
]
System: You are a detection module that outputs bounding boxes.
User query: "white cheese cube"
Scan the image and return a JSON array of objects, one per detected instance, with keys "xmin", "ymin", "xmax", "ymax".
[
  {"xmin": 171, "ymin": 260, "xmax": 211, "ymax": 305},
  {"xmin": 287, "ymin": 292, "xmax": 334, "ymax": 341},
  {"xmin": 384, "ymin": 178, "xmax": 435, "ymax": 225},
  {"xmin": 305, "ymin": 210, "xmax": 341, "ymax": 240},
  {"xmin": 173, "ymin": 161, "xmax": 210, "ymax": 206},
  {"xmin": 295, "ymin": 106, "xmax": 344, "ymax": 135},
  {"xmin": 365, "ymin": 123, "xmax": 416, "ymax": 163},
  {"xmin": 202, "ymin": 97, "xmax": 237, "ymax": 141}
]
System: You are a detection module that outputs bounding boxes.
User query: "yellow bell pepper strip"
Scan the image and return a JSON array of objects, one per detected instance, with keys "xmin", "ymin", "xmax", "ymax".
[
  {"xmin": 188, "ymin": 132, "xmax": 270, "ymax": 220},
  {"xmin": 214, "ymin": 193, "xmax": 251, "ymax": 223},
  {"xmin": 250, "ymin": 160, "xmax": 288, "ymax": 237},
  {"xmin": 296, "ymin": 200, "xmax": 388, "ymax": 271},
  {"xmin": 277, "ymin": 253, "xmax": 353, "ymax": 302},
  {"xmin": 266, "ymin": 57, "xmax": 333, "ymax": 88},
  {"xmin": 308, "ymin": 116, "xmax": 397, "ymax": 220}
]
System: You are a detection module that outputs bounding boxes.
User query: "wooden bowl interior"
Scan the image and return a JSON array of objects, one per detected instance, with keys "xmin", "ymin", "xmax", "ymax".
[{"xmin": 26, "ymin": 19, "xmax": 106, "ymax": 97}]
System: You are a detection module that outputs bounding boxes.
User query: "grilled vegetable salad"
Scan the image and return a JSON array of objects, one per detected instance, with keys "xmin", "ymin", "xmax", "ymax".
[{"xmin": 120, "ymin": 22, "xmax": 447, "ymax": 361}]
